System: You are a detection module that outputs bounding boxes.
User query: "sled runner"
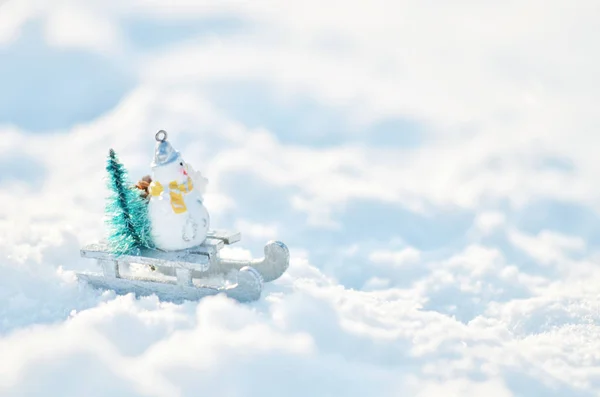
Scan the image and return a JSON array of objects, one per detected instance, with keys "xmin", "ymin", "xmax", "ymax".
[{"xmin": 77, "ymin": 230, "xmax": 290, "ymax": 303}]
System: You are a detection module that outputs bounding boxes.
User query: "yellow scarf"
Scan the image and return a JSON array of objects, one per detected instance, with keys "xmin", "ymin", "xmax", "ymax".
[{"xmin": 149, "ymin": 177, "xmax": 194, "ymax": 214}]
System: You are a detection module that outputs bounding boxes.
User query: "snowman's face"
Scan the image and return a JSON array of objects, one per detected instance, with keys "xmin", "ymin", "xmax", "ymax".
[{"xmin": 152, "ymin": 156, "xmax": 189, "ymax": 183}]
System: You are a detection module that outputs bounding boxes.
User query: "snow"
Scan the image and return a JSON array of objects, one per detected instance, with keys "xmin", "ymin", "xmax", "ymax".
[{"xmin": 1, "ymin": 1, "xmax": 600, "ymax": 396}]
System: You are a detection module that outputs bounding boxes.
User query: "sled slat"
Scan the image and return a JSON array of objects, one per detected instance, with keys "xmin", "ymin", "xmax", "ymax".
[
  {"xmin": 189, "ymin": 238, "xmax": 224, "ymax": 254},
  {"xmin": 207, "ymin": 230, "xmax": 241, "ymax": 245}
]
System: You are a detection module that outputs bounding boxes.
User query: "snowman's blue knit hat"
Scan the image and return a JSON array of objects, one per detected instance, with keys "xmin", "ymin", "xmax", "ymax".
[{"xmin": 151, "ymin": 130, "xmax": 180, "ymax": 167}]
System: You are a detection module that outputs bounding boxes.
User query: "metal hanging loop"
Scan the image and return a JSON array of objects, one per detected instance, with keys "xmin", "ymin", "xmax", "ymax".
[{"xmin": 155, "ymin": 130, "xmax": 168, "ymax": 142}]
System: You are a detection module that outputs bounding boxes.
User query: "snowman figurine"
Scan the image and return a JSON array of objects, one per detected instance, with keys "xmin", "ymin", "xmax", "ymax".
[{"xmin": 147, "ymin": 130, "xmax": 210, "ymax": 251}]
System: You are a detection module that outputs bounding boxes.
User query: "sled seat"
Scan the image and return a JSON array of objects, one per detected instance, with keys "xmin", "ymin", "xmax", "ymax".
[
  {"xmin": 206, "ymin": 230, "xmax": 241, "ymax": 245},
  {"xmin": 80, "ymin": 230, "xmax": 242, "ymax": 286}
]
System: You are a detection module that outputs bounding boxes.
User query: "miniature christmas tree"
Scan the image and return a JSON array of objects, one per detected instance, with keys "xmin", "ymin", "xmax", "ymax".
[{"xmin": 105, "ymin": 148, "xmax": 154, "ymax": 255}]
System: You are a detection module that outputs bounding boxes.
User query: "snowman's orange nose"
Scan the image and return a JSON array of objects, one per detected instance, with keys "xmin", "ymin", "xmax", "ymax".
[{"xmin": 182, "ymin": 169, "xmax": 188, "ymax": 176}]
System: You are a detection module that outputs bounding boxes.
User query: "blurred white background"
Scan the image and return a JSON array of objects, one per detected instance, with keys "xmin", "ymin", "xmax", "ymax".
[{"xmin": 0, "ymin": 1, "xmax": 599, "ymax": 396}]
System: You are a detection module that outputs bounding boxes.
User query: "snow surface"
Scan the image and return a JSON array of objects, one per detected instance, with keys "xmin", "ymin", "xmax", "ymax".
[{"xmin": 1, "ymin": 1, "xmax": 600, "ymax": 396}]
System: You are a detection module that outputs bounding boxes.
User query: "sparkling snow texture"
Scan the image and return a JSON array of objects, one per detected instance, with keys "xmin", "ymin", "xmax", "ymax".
[{"xmin": 1, "ymin": 2, "xmax": 600, "ymax": 397}]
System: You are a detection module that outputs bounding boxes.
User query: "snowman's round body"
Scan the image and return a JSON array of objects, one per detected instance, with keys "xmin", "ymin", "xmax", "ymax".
[{"xmin": 147, "ymin": 153, "xmax": 210, "ymax": 251}]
